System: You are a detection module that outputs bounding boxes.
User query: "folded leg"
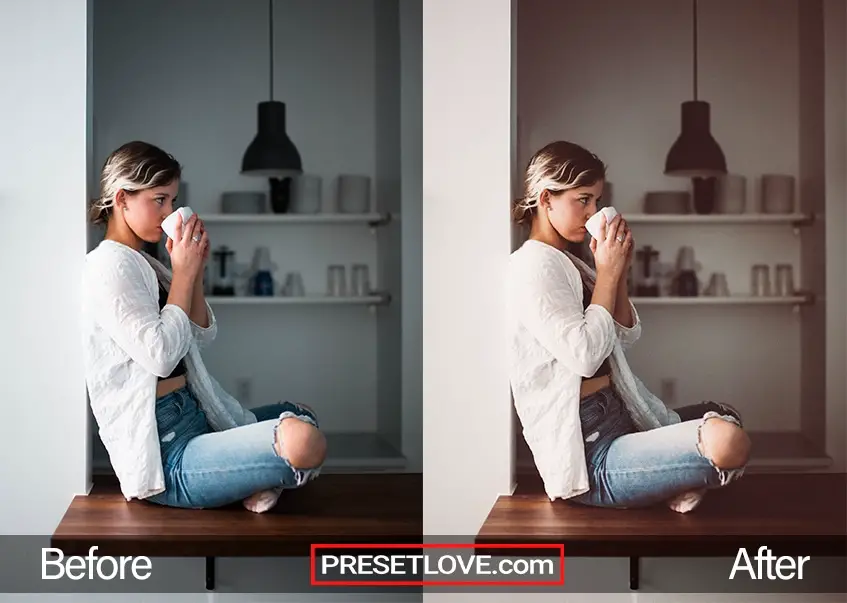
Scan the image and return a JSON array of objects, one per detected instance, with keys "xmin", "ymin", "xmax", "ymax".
[{"xmin": 576, "ymin": 410, "xmax": 749, "ymax": 509}]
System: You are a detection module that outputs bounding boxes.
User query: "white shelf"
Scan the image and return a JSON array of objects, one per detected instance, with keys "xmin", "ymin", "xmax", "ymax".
[
  {"xmin": 632, "ymin": 295, "xmax": 812, "ymax": 306},
  {"xmin": 625, "ymin": 213, "xmax": 812, "ymax": 225},
  {"xmin": 730, "ymin": 431, "xmax": 832, "ymax": 472},
  {"xmin": 201, "ymin": 212, "xmax": 392, "ymax": 226},
  {"xmin": 321, "ymin": 433, "xmax": 407, "ymax": 473},
  {"xmin": 207, "ymin": 294, "xmax": 390, "ymax": 306}
]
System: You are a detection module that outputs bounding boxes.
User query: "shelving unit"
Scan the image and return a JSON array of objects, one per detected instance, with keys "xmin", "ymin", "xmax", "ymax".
[
  {"xmin": 202, "ymin": 212, "xmax": 393, "ymax": 229},
  {"xmin": 207, "ymin": 293, "xmax": 391, "ymax": 307},
  {"xmin": 627, "ymin": 203, "xmax": 827, "ymax": 470},
  {"xmin": 632, "ymin": 294, "xmax": 811, "ymax": 304},
  {"xmin": 199, "ymin": 211, "xmax": 405, "ymax": 473},
  {"xmin": 625, "ymin": 212, "xmax": 815, "ymax": 235},
  {"xmin": 624, "ymin": 212, "xmax": 813, "ymax": 225},
  {"xmin": 631, "ymin": 294, "xmax": 813, "ymax": 309},
  {"xmin": 626, "ymin": 203, "xmax": 827, "ymax": 469}
]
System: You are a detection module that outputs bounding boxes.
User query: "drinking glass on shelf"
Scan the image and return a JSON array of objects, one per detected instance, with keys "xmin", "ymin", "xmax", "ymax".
[
  {"xmin": 351, "ymin": 264, "xmax": 370, "ymax": 296},
  {"xmin": 283, "ymin": 272, "xmax": 305, "ymax": 297},
  {"xmin": 775, "ymin": 264, "xmax": 795, "ymax": 297},
  {"xmin": 751, "ymin": 264, "xmax": 771, "ymax": 297},
  {"xmin": 327, "ymin": 265, "xmax": 347, "ymax": 297}
]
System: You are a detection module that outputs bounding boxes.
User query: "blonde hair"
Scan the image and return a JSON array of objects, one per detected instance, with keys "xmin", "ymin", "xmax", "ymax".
[
  {"xmin": 89, "ymin": 141, "xmax": 182, "ymax": 225},
  {"xmin": 513, "ymin": 141, "xmax": 607, "ymax": 225}
]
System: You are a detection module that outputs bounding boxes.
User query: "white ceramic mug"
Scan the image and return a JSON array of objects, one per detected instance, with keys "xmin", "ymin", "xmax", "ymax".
[
  {"xmin": 161, "ymin": 206, "xmax": 194, "ymax": 240},
  {"xmin": 585, "ymin": 206, "xmax": 619, "ymax": 240}
]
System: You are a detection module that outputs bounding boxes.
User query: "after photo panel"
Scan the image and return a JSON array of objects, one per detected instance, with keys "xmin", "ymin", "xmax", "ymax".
[{"xmin": 423, "ymin": 0, "xmax": 846, "ymax": 598}]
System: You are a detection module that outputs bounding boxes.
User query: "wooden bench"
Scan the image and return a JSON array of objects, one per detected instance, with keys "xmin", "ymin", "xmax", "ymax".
[
  {"xmin": 476, "ymin": 472, "xmax": 846, "ymax": 590},
  {"xmin": 51, "ymin": 473, "xmax": 421, "ymax": 590}
]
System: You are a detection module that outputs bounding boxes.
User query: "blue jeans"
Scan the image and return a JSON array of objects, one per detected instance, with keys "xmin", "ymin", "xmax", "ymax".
[
  {"xmin": 571, "ymin": 386, "xmax": 746, "ymax": 508},
  {"xmin": 144, "ymin": 386, "xmax": 322, "ymax": 509}
]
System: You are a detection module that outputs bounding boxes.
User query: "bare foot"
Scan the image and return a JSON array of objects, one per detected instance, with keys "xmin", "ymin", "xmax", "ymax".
[
  {"xmin": 667, "ymin": 489, "xmax": 706, "ymax": 513},
  {"xmin": 243, "ymin": 488, "xmax": 283, "ymax": 513}
]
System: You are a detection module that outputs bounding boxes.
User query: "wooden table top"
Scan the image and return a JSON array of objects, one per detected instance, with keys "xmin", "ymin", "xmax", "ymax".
[
  {"xmin": 476, "ymin": 473, "xmax": 846, "ymax": 557},
  {"xmin": 51, "ymin": 473, "xmax": 422, "ymax": 557}
]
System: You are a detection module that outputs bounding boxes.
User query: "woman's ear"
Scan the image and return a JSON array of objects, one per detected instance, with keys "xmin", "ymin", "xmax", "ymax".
[
  {"xmin": 114, "ymin": 189, "xmax": 126, "ymax": 211},
  {"xmin": 539, "ymin": 189, "xmax": 551, "ymax": 212}
]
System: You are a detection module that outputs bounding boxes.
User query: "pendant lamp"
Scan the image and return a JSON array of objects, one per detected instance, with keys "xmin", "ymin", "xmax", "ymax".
[
  {"xmin": 664, "ymin": 0, "xmax": 726, "ymax": 178},
  {"xmin": 242, "ymin": 0, "xmax": 302, "ymax": 212}
]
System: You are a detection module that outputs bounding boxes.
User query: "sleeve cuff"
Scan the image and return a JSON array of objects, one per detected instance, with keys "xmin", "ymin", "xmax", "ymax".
[
  {"xmin": 585, "ymin": 302, "xmax": 618, "ymax": 336},
  {"xmin": 615, "ymin": 300, "xmax": 640, "ymax": 331},
  {"xmin": 190, "ymin": 301, "xmax": 217, "ymax": 343}
]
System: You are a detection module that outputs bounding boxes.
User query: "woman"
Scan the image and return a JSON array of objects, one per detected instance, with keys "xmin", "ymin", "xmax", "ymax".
[
  {"xmin": 507, "ymin": 141, "xmax": 751, "ymax": 513},
  {"xmin": 81, "ymin": 141, "xmax": 327, "ymax": 513}
]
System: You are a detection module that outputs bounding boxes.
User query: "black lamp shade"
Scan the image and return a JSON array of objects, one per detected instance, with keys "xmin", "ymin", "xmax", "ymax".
[
  {"xmin": 241, "ymin": 100, "xmax": 302, "ymax": 178},
  {"xmin": 664, "ymin": 100, "xmax": 727, "ymax": 178}
]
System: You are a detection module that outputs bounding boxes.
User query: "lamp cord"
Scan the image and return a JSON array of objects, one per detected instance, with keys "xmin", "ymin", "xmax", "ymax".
[
  {"xmin": 692, "ymin": 0, "xmax": 698, "ymax": 100},
  {"xmin": 269, "ymin": 0, "xmax": 274, "ymax": 101}
]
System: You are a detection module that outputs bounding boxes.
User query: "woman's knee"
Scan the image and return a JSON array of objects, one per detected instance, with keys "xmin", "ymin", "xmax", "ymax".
[
  {"xmin": 275, "ymin": 417, "xmax": 327, "ymax": 469},
  {"xmin": 698, "ymin": 417, "xmax": 751, "ymax": 469}
]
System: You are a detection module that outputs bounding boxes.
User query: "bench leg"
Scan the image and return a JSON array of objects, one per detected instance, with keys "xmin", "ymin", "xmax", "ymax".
[
  {"xmin": 206, "ymin": 556, "xmax": 216, "ymax": 591},
  {"xmin": 629, "ymin": 556, "xmax": 639, "ymax": 590}
]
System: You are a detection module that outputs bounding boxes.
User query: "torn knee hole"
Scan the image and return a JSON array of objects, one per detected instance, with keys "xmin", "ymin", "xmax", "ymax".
[
  {"xmin": 274, "ymin": 417, "xmax": 327, "ymax": 469},
  {"xmin": 697, "ymin": 416, "xmax": 751, "ymax": 470}
]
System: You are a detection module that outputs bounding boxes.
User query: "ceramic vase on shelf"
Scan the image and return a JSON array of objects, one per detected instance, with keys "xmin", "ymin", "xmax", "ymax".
[
  {"xmin": 760, "ymin": 174, "xmax": 795, "ymax": 214},
  {"xmin": 715, "ymin": 174, "xmax": 746, "ymax": 214},
  {"xmin": 336, "ymin": 175, "xmax": 371, "ymax": 213},
  {"xmin": 691, "ymin": 177, "xmax": 716, "ymax": 214},
  {"xmin": 291, "ymin": 174, "xmax": 322, "ymax": 214}
]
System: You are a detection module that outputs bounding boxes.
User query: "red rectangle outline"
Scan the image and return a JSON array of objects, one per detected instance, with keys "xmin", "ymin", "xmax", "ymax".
[{"xmin": 310, "ymin": 543, "xmax": 565, "ymax": 587}]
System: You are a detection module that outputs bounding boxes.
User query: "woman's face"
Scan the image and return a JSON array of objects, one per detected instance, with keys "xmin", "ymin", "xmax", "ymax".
[
  {"xmin": 117, "ymin": 179, "xmax": 180, "ymax": 243},
  {"xmin": 543, "ymin": 179, "xmax": 605, "ymax": 243}
]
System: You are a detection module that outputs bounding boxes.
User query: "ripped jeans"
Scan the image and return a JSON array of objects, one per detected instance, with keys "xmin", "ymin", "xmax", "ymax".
[
  {"xmin": 571, "ymin": 386, "xmax": 746, "ymax": 508},
  {"xmin": 144, "ymin": 386, "xmax": 322, "ymax": 509}
]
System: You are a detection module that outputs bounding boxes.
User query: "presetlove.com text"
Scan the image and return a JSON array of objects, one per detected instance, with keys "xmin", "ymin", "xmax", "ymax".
[{"xmin": 310, "ymin": 544, "xmax": 564, "ymax": 586}]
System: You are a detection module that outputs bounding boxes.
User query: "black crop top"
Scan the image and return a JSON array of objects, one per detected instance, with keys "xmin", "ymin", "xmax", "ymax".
[
  {"xmin": 582, "ymin": 280, "xmax": 611, "ymax": 380},
  {"xmin": 157, "ymin": 283, "xmax": 187, "ymax": 381}
]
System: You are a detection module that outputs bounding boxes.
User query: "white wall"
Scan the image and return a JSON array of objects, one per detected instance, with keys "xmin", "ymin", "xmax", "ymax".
[
  {"xmin": 422, "ymin": 0, "xmax": 515, "ymax": 536},
  {"xmin": 515, "ymin": 0, "xmax": 838, "ymax": 437},
  {"xmin": 0, "ymin": 0, "xmax": 90, "ymax": 533},
  {"xmin": 90, "ymin": 0, "xmax": 410, "ymax": 440}
]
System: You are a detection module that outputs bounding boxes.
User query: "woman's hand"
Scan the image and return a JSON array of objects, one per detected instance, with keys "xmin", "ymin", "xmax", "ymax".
[
  {"xmin": 196, "ymin": 217, "xmax": 211, "ymax": 268},
  {"xmin": 589, "ymin": 213, "xmax": 632, "ymax": 281},
  {"xmin": 166, "ymin": 213, "xmax": 207, "ymax": 281},
  {"xmin": 620, "ymin": 218, "xmax": 635, "ymax": 278}
]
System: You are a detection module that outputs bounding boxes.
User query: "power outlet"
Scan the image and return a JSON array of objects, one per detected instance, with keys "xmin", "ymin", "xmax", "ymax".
[{"xmin": 235, "ymin": 378, "xmax": 252, "ymax": 406}]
